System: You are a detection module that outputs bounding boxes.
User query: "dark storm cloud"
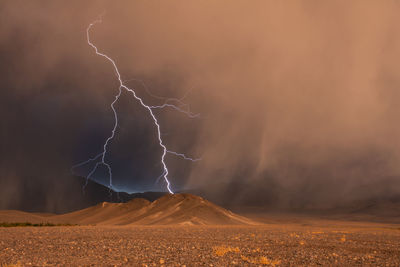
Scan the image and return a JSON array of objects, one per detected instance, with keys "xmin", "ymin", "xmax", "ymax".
[{"xmin": 1, "ymin": 1, "xmax": 400, "ymax": 212}]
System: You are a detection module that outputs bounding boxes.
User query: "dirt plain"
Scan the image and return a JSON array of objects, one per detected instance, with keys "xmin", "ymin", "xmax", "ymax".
[{"xmin": 1, "ymin": 218, "xmax": 399, "ymax": 266}]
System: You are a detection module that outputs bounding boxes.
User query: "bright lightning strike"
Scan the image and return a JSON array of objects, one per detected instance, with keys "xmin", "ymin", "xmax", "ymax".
[
  {"xmin": 72, "ymin": 17, "xmax": 200, "ymax": 194},
  {"xmin": 124, "ymin": 78, "xmax": 196, "ymax": 115}
]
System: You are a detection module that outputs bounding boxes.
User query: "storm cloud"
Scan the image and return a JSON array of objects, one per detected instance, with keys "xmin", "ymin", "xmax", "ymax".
[{"xmin": 1, "ymin": 1, "xmax": 400, "ymax": 212}]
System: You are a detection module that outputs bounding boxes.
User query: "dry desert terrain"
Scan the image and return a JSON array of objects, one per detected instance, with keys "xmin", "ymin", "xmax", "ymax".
[
  {"xmin": 0, "ymin": 222, "xmax": 399, "ymax": 266},
  {"xmin": 1, "ymin": 194, "xmax": 399, "ymax": 266}
]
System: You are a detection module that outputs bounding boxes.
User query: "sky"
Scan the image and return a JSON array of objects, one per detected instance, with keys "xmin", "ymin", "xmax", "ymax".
[{"xmin": 1, "ymin": 1, "xmax": 400, "ymax": 211}]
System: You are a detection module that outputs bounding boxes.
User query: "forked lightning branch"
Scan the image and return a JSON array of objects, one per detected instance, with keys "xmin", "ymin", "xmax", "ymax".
[{"xmin": 72, "ymin": 17, "xmax": 200, "ymax": 194}]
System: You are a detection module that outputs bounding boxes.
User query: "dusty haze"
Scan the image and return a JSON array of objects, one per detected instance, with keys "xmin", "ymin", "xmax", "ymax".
[{"xmin": 1, "ymin": 1, "xmax": 400, "ymax": 211}]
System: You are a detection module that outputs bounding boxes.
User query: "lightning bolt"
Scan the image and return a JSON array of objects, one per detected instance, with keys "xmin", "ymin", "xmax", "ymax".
[
  {"xmin": 72, "ymin": 17, "xmax": 200, "ymax": 194},
  {"xmin": 124, "ymin": 78, "xmax": 196, "ymax": 115}
]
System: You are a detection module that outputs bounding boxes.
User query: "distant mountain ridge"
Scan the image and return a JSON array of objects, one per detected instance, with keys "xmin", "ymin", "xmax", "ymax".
[
  {"xmin": 58, "ymin": 193, "xmax": 257, "ymax": 225},
  {"xmin": 4, "ymin": 175, "xmax": 400, "ymax": 220},
  {"xmin": 0, "ymin": 194, "xmax": 257, "ymax": 226},
  {"xmin": 10, "ymin": 175, "xmax": 169, "ymax": 214}
]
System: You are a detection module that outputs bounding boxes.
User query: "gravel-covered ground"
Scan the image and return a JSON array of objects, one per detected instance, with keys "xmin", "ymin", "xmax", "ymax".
[{"xmin": 1, "ymin": 222, "xmax": 399, "ymax": 266}]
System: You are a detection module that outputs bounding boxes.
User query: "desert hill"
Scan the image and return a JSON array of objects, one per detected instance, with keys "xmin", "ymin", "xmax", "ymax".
[
  {"xmin": 0, "ymin": 194, "xmax": 257, "ymax": 226},
  {"xmin": 55, "ymin": 194, "xmax": 256, "ymax": 225}
]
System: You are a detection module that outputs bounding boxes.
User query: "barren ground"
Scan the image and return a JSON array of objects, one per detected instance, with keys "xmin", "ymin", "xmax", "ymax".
[{"xmin": 1, "ymin": 218, "xmax": 399, "ymax": 266}]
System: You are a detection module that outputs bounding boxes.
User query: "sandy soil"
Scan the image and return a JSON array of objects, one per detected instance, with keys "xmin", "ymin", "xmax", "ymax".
[{"xmin": 1, "ymin": 220, "xmax": 399, "ymax": 266}]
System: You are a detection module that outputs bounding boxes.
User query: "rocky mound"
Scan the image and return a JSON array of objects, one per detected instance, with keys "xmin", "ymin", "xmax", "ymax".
[
  {"xmin": 56, "ymin": 194, "xmax": 257, "ymax": 225},
  {"xmin": 54, "ymin": 198, "xmax": 151, "ymax": 225}
]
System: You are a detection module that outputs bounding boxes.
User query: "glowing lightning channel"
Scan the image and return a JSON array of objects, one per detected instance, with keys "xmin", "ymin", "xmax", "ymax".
[
  {"xmin": 149, "ymin": 103, "xmax": 200, "ymax": 118},
  {"xmin": 123, "ymin": 78, "xmax": 195, "ymax": 114},
  {"xmin": 166, "ymin": 150, "xmax": 202, "ymax": 162},
  {"xmin": 72, "ymin": 18, "xmax": 200, "ymax": 194}
]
